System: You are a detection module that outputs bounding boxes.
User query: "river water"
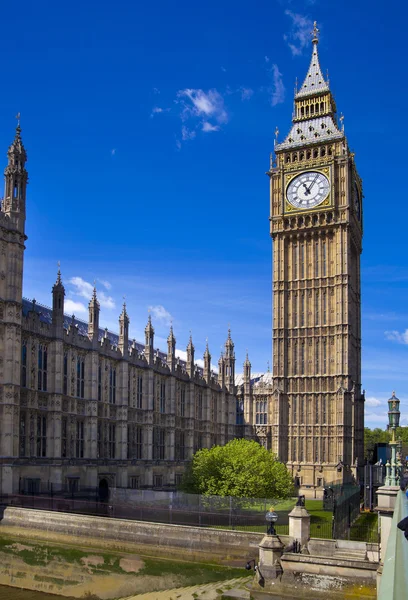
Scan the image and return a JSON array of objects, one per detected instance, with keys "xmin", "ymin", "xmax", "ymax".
[{"xmin": 0, "ymin": 586, "xmax": 70, "ymax": 599}]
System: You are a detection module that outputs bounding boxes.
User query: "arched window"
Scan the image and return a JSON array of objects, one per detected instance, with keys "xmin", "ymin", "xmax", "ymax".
[
  {"xmin": 38, "ymin": 344, "xmax": 47, "ymax": 391},
  {"xmin": 109, "ymin": 366, "xmax": 116, "ymax": 403},
  {"xmin": 21, "ymin": 341, "xmax": 27, "ymax": 387},
  {"xmin": 76, "ymin": 356, "xmax": 85, "ymax": 398}
]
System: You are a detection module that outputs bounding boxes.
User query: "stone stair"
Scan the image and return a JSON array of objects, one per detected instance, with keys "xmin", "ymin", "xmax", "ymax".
[
  {"xmin": 333, "ymin": 548, "xmax": 368, "ymax": 561},
  {"xmin": 120, "ymin": 576, "xmax": 252, "ymax": 600}
]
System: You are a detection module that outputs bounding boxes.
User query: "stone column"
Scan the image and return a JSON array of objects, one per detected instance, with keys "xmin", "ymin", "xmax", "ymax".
[
  {"xmin": 288, "ymin": 504, "xmax": 310, "ymax": 549},
  {"xmin": 376, "ymin": 485, "xmax": 399, "ymax": 562},
  {"xmin": 258, "ymin": 535, "xmax": 284, "ymax": 581}
]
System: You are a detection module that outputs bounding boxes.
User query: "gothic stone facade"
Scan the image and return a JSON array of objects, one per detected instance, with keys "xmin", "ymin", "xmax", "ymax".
[{"xmin": 0, "ymin": 31, "xmax": 364, "ymax": 495}]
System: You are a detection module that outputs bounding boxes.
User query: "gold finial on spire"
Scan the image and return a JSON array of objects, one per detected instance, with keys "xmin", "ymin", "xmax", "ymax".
[
  {"xmin": 339, "ymin": 112, "xmax": 345, "ymax": 132},
  {"xmin": 15, "ymin": 112, "xmax": 21, "ymax": 127},
  {"xmin": 312, "ymin": 21, "xmax": 319, "ymax": 43}
]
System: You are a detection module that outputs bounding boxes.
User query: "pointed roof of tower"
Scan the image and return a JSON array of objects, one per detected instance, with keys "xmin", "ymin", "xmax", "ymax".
[
  {"xmin": 244, "ymin": 351, "xmax": 251, "ymax": 368},
  {"xmin": 145, "ymin": 312, "xmax": 154, "ymax": 335},
  {"xmin": 204, "ymin": 338, "xmax": 211, "ymax": 359},
  {"xmin": 167, "ymin": 323, "xmax": 176, "ymax": 344},
  {"xmin": 119, "ymin": 300, "xmax": 129, "ymax": 322},
  {"xmin": 225, "ymin": 328, "xmax": 234, "ymax": 348},
  {"xmin": 187, "ymin": 331, "xmax": 194, "ymax": 352},
  {"xmin": 89, "ymin": 285, "xmax": 100, "ymax": 309},
  {"xmin": 296, "ymin": 22, "xmax": 329, "ymax": 99},
  {"xmin": 52, "ymin": 263, "xmax": 65, "ymax": 292},
  {"xmin": 8, "ymin": 114, "xmax": 27, "ymax": 159}
]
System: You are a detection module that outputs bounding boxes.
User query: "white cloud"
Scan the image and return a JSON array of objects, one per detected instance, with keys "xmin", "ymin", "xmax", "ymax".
[
  {"xmin": 270, "ymin": 64, "xmax": 285, "ymax": 106},
  {"xmin": 365, "ymin": 397, "xmax": 382, "ymax": 408},
  {"xmin": 202, "ymin": 122, "xmax": 220, "ymax": 133},
  {"xmin": 68, "ymin": 276, "xmax": 115, "ymax": 310},
  {"xmin": 153, "ymin": 87, "xmax": 160, "ymax": 94},
  {"xmin": 97, "ymin": 279, "xmax": 112, "ymax": 290},
  {"xmin": 148, "ymin": 305, "xmax": 173, "ymax": 326},
  {"xmin": 385, "ymin": 329, "xmax": 408, "ymax": 344},
  {"xmin": 64, "ymin": 299, "xmax": 87, "ymax": 315},
  {"xmin": 221, "ymin": 66, "xmax": 227, "ymax": 72},
  {"xmin": 176, "ymin": 89, "xmax": 228, "ymax": 142},
  {"xmin": 111, "ymin": 149, "xmax": 116, "ymax": 156},
  {"xmin": 178, "ymin": 88, "xmax": 228, "ymax": 124},
  {"xmin": 265, "ymin": 56, "xmax": 270, "ymax": 63},
  {"xmin": 181, "ymin": 126, "xmax": 196, "ymax": 141},
  {"xmin": 240, "ymin": 87, "xmax": 254, "ymax": 101},
  {"xmin": 284, "ymin": 11, "xmax": 313, "ymax": 56},
  {"xmin": 150, "ymin": 106, "xmax": 171, "ymax": 118}
]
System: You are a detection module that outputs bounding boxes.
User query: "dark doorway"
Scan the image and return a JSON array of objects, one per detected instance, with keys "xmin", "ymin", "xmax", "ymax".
[{"xmin": 98, "ymin": 478, "xmax": 109, "ymax": 502}]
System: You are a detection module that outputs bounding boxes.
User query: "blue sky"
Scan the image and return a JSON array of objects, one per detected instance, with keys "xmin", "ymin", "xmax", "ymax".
[{"xmin": 1, "ymin": 0, "xmax": 406, "ymax": 428}]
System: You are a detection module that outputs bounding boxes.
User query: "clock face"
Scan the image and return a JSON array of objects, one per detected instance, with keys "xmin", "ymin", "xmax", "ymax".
[
  {"xmin": 286, "ymin": 171, "xmax": 330, "ymax": 209},
  {"xmin": 353, "ymin": 182, "xmax": 361, "ymax": 221}
]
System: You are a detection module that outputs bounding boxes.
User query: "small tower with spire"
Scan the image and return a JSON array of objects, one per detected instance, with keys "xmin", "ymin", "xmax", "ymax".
[
  {"xmin": 203, "ymin": 339, "xmax": 211, "ymax": 383},
  {"xmin": 186, "ymin": 333, "xmax": 195, "ymax": 378},
  {"xmin": 243, "ymin": 352, "xmax": 251, "ymax": 385},
  {"xmin": 88, "ymin": 286, "xmax": 100, "ymax": 345},
  {"xmin": 52, "ymin": 264, "xmax": 65, "ymax": 334},
  {"xmin": 224, "ymin": 328, "xmax": 236, "ymax": 393},
  {"xmin": 167, "ymin": 324, "xmax": 176, "ymax": 371},
  {"xmin": 118, "ymin": 301, "xmax": 129, "ymax": 356},
  {"xmin": 2, "ymin": 116, "xmax": 28, "ymax": 234},
  {"xmin": 218, "ymin": 352, "xmax": 225, "ymax": 388},
  {"xmin": 144, "ymin": 314, "xmax": 154, "ymax": 365}
]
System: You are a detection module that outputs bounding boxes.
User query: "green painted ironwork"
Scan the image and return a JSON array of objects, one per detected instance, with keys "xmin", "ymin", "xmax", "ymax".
[{"xmin": 378, "ymin": 490, "xmax": 408, "ymax": 599}]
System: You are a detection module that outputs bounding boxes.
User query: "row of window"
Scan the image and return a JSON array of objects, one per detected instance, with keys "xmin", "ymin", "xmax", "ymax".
[
  {"xmin": 291, "ymin": 395, "xmax": 330, "ymax": 424},
  {"xmin": 292, "ymin": 436, "xmax": 330, "ymax": 463},
  {"xmin": 19, "ymin": 413, "xmax": 195, "ymax": 461},
  {"xmin": 290, "ymin": 339, "xmax": 329, "ymax": 375},
  {"xmin": 291, "ymin": 290, "xmax": 329, "ymax": 327},
  {"xmin": 291, "ymin": 240, "xmax": 328, "ymax": 279}
]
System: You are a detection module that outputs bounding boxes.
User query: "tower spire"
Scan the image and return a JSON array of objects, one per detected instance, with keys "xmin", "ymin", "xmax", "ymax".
[
  {"xmin": 296, "ymin": 21, "xmax": 328, "ymax": 99},
  {"xmin": 2, "ymin": 117, "xmax": 28, "ymax": 233}
]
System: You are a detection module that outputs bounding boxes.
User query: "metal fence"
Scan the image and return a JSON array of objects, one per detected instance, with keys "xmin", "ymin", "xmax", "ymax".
[{"xmin": 0, "ymin": 490, "xmax": 294, "ymax": 534}]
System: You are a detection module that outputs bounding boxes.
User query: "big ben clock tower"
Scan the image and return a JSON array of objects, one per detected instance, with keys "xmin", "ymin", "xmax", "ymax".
[{"xmin": 269, "ymin": 23, "xmax": 364, "ymax": 489}]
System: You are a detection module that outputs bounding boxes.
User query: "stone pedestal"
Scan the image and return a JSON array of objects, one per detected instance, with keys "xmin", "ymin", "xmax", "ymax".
[
  {"xmin": 258, "ymin": 535, "xmax": 284, "ymax": 580},
  {"xmin": 376, "ymin": 485, "xmax": 399, "ymax": 562},
  {"xmin": 288, "ymin": 504, "xmax": 310, "ymax": 548}
]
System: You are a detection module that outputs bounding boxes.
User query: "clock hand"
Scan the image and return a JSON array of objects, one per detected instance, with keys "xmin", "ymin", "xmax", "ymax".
[
  {"xmin": 307, "ymin": 173, "xmax": 319, "ymax": 193},
  {"xmin": 302, "ymin": 183, "xmax": 310, "ymax": 196}
]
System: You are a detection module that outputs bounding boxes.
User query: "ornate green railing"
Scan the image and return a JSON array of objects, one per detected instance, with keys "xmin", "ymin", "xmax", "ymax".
[{"xmin": 378, "ymin": 490, "xmax": 408, "ymax": 599}]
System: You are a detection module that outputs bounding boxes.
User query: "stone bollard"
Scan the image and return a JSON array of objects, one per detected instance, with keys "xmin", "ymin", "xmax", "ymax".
[
  {"xmin": 258, "ymin": 535, "xmax": 284, "ymax": 581},
  {"xmin": 288, "ymin": 504, "xmax": 310, "ymax": 550}
]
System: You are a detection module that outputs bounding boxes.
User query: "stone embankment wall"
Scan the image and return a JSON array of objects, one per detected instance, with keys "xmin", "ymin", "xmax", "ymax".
[{"xmin": 1, "ymin": 507, "xmax": 285, "ymax": 562}]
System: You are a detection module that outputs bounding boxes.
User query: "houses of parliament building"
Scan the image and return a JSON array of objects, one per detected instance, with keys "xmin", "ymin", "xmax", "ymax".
[{"xmin": 0, "ymin": 26, "xmax": 364, "ymax": 497}]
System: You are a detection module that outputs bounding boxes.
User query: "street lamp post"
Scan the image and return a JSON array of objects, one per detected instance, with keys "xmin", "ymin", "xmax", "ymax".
[
  {"xmin": 265, "ymin": 509, "xmax": 278, "ymax": 535},
  {"xmin": 385, "ymin": 391, "xmax": 401, "ymax": 486}
]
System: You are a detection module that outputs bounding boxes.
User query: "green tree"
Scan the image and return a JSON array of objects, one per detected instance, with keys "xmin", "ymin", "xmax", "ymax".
[{"xmin": 180, "ymin": 439, "xmax": 294, "ymax": 499}]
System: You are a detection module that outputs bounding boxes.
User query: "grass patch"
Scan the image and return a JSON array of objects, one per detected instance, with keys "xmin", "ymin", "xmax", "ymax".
[
  {"xmin": 350, "ymin": 512, "xmax": 378, "ymax": 543},
  {"xmin": 140, "ymin": 558, "xmax": 248, "ymax": 585},
  {"xmin": 0, "ymin": 535, "xmax": 127, "ymax": 574}
]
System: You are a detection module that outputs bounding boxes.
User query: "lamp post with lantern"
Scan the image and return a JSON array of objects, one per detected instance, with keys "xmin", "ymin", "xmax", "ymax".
[{"xmin": 385, "ymin": 391, "xmax": 401, "ymax": 486}]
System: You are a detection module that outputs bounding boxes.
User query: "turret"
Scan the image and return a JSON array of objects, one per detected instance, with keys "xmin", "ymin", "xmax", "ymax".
[
  {"xmin": 51, "ymin": 265, "xmax": 65, "ymax": 334},
  {"xmin": 218, "ymin": 352, "xmax": 225, "ymax": 388},
  {"xmin": 167, "ymin": 324, "xmax": 176, "ymax": 371},
  {"xmin": 224, "ymin": 329, "xmax": 235, "ymax": 392},
  {"xmin": 243, "ymin": 352, "xmax": 251, "ymax": 383},
  {"xmin": 2, "ymin": 117, "xmax": 28, "ymax": 234},
  {"xmin": 186, "ymin": 333, "xmax": 195, "ymax": 378},
  {"xmin": 144, "ymin": 314, "xmax": 154, "ymax": 365},
  {"xmin": 88, "ymin": 286, "xmax": 100, "ymax": 345},
  {"xmin": 118, "ymin": 301, "xmax": 129, "ymax": 356},
  {"xmin": 203, "ymin": 339, "xmax": 211, "ymax": 383}
]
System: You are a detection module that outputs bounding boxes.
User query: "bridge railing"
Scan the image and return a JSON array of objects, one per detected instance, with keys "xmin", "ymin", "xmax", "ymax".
[{"xmin": 378, "ymin": 490, "xmax": 408, "ymax": 599}]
